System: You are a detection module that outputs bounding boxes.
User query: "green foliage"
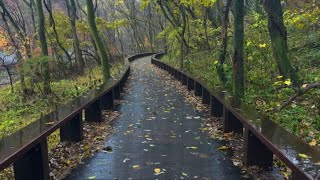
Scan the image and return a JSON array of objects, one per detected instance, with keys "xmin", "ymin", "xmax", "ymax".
[
  {"xmin": 45, "ymin": 12, "xmax": 73, "ymax": 52},
  {"xmin": 160, "ymin": 1, "xmax": 320, "ymax": 144},
  {"xmin": 0, "ymin": 61, "xmax": 124, "ymax": 139}
]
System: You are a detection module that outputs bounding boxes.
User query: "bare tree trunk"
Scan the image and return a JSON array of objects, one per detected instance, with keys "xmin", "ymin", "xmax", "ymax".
[
  {"xmin": 232, "ymin": 0, "xmax": 245, "ymax": 98},
  {"xmin": 66, "ymin": 0, "xmax": 85, "ymax": 74},
  {"xmin": 35, "ymin": 0, "xmax": 51, "ymax": 95},
  {"xmin": 179, "ymin": 6, "xmax": 187, "ymax": 70},
  {"xmin": 217, "ymin": 0, "xmax": 232, "ymax": 87}
]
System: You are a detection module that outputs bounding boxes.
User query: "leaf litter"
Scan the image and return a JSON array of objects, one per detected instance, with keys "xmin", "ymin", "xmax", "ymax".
[
  {"xmin": 152, "ymin": 65, "xmax": 287, "ymax": 179},
  {"xmin": 48, "ymin": 109, "xmax": 120, "ymax": 180}
]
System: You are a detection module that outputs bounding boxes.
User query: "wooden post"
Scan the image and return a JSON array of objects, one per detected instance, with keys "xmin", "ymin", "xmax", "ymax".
[
  {"xmin": 60, "ymin": 113, "xmax": 83, "ymax": 142},
  {"xmin": 174, "ymin": 70, "xmax": 178, "ymax": 79},
  {"xmin": 182, "ymin": 74, "xmax": 187, "ymax": 85},
  {"xmin": 187, "ymin": 77, "xmax": 194, "ymax": 91},
  {"xmin": 120, "ymin": 79, "xmax": 124, "ymax": 93},
  {"xmin": 194, "ymin": 81, "xmax": 202, "ymax": 96},
  {"xmin": 170, "ymin": 68, "xmax": 174, "ymax": 76},
  {"xmin": 100, "ymin": 90, "xmax": 114, "ymax": 110},
  {"xmin": 13, "ymin": 140, "xmax": 49, "ymax": 180},
  {"xmin": 210, "ymin": 96, "xmax": 223, "ymax": 117},
  {"xmin": 177, "ymin": 71, "xmax": 182, "ymax": 82},
  {"xmin": 202, "ymin": 87, "xmax": 210, "ymax": 105},
  {"xmin": 223, "ymin": 107, "xmax": 243, "ymax": 134},
  {"xmin": 113, "ymin": 84, "xmax": 121, "ymax": 100},
  {"xmin": 85, "ymin": 100, "xmax": 102, "ymax": 122},
  {"xmin": 243, "ymin": 128, "xmax": 273, "ymax": 167}
]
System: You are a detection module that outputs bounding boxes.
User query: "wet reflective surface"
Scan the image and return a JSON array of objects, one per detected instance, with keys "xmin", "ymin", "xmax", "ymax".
[
  {"xmin": 154, "ymin": 58, "xmax": 320, "ymax": 179},
  {"xmin": 65, "ymin": 57, "xmax": 245, "ymax": 179},
  {"xmin": 223, "ymin": 97, "xmax": 320, "ymax": 179},
  {"xmin": 0, "ymin": 63, "xmax": 129, "ymax": 170}
]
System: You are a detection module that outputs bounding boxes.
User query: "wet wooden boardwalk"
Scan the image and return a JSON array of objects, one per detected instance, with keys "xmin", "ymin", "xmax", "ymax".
[{"xmin": 65, "ymin": 57, "xmax": 245, "ymax": 179}]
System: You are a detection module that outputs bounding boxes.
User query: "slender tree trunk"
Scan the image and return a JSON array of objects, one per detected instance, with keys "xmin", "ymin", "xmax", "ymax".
[
  {"xmin": 43, "ymin": 0, "xmax": 73, "ymax": 64},
  {"xmin": 35, "ymin": 0, "xmax": 51, "ymax": 94},
  {"xmin": 232, "ymin": 0, "xmax": 245, "ymax": 98},
  {"xmin": 117, "ymin": 27, "xmax": 124, "ymax": 55},
  {"xmin": 217, "ymin": 0, "xmax": 232, "ymax": 87},
  {"xmin": 67, "ymin": 0, "xmax": 85, "ymax": 74},
  {"xmin": 86, "ymin": 0, "xmax": 110, "ymax": 81},
  {"xmin": 1, "ymin": 12, "xmax": 29, "ymax": 94},
  {"xmin": 262, "ymin": 0, "xmax": 298, "ymax": 84},
  {"xmin": 179, "ymin": 6, "xmax": 187, "ymax": 70}
]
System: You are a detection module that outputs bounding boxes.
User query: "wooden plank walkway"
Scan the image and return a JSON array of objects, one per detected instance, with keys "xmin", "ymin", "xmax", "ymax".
[{"xmin": 65, "ymin": 56, "xmax": 245, "ymax": 180}]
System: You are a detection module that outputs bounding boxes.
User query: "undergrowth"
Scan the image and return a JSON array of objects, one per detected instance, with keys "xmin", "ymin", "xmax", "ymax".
[
  {"xmin": 0, "ymin": 61, "xmax": 124, "ymax": 139},
  {"xmin": 162, "ymin": 49, "xmax": 320, "ymax": 146}
]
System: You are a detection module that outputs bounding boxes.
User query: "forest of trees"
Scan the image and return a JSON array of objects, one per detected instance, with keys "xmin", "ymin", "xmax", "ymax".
[
  {"xmin": 144, "ymin": 0, "xmax": 320, "ymax": 144},
  {"xmin": 0, "ymin": 0, "xmax": 319, "ymax": 177},
  {"xmin": 0, "ymin": 0, "xmax": 165, "ymax": 138}
]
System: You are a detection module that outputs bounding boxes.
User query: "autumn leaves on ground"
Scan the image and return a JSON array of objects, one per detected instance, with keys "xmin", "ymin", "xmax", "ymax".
[
  {"xmin": 65, "ymin": 57, "xmax": 247, "ymax": 179},
  {"xmin": 0, "ymin": 0, "xmax": 319, "ymax": 179}
]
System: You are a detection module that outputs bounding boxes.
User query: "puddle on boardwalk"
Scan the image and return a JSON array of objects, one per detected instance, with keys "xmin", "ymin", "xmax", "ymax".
[{"xmin": 65, "ymin": 57, "xmax": 248, "ymax": 180}]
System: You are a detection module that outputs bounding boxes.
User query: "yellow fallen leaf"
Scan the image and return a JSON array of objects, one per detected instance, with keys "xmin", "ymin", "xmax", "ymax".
[
  {"xmin": 200, "ymin": 128, "xmax": 208, "ymax": 131},
  {"xmin": 186, "ymin": 146, "xmax": 198, "ymax": 150},
  {"xmin": 182, "ymin": 172, "xmax": 188, "ymax": 176},
  {"xmin": 128, "ymin": 124, "xmax": 134, "ymax": 127},
  {"xmin": 218, "ymin": 146, "xmax": 229, "ymax": 151},
  {"xmin": 284, "ymin": 79, "xmax": 291, "ymax": 86},
  {"xmin": 132, "ymin": 165, "xmax": 140, "ymax": 169},
  {"xmin": 309, "ymin": 139, "xmax": 317, "ymax": 146},
  {"xmin": 298, "ymin": 153, "xmax": 310, "ymax": 159},
  {"xmin": 45, "ymin": 122, "xmax": 55, "ymax": 125},
  {"xmin": 154, "ymin": 168, "xmax": 161, "ymax": 174},
  {"xmin": 88, "ymin": 176, "xmax": 96, "ymax": 179}
]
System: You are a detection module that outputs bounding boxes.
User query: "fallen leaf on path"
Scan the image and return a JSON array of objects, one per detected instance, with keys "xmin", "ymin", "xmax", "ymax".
[
  {"xmin": 123, "ymin": 158, "xmax": 130, "ymax": 163},
  {"xmin": 218, "ymin": 146, "xmax": 229, "ymax": 151},
  {"xmin": 200, "ymin": 127, "xmax": 208, "ymax": 131},
  {"xmin": 186, "ymin": 146, "xmax": 198, "ymax": 150},
  {"xmin": 88, "ymin": 176, "xmax": 96, "ymax": 179},
  {"xmin": 132, "ymin": 165, "xmax": 140, "ymax": 169},
  {"xmin": 154, "ymin": 168, "xmax": 161, "ymax": 174},
  {"xmin": 309, "ymin": 139, "xmax": 317, "ymax": 146},
  {"xmin": 298, "ymin": 153, "xmax": 310, "ymax": 159},
  {"xmin": 182, "ymin": 172, "xmax": 188, "ymax": 177}
]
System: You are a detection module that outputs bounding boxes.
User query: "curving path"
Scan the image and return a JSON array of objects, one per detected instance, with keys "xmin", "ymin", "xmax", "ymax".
[{"xmin": 65, "ymin": 56, "xmax": 246, "ymax": 180}]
